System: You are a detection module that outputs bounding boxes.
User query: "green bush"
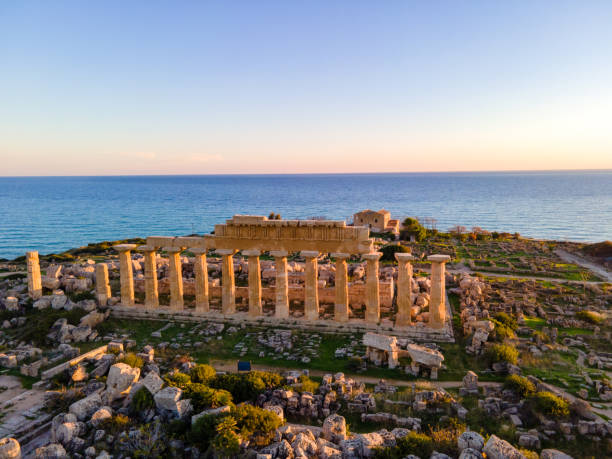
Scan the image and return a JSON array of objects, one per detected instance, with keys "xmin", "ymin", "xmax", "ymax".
[
  {"xmin": 69, "ymin": 290, "xmax": 97, "ymax": 302},
  {"xmin": 212, "ymin": 417, "xmax": 241, "ymax": 458},
  {"xmin": 532, "ymin": 391, "xmax": 569, "ymax": 418},
  {"xmin": 164, "ymin": 372, "xmax": 192, "ymax": 389},
  {"xmin": 101, "ymin": 414, "xmax": 132, "ymax": 435},
  {"xmin": 184, "ymin": 383, "xmax": 233, "ymax": 411},
  {"xmin": 400, "ymin": 217, "xmax": 426, "ymax": 242},
  {"xmin": 380, "ymin": 244, "xmax": 410, "ymax": 262},
  {"xmin": 131, "ymin": 387, "xmax": 155, "ymax": 413},
  {"xmin": 190, "ymin": 364, "xmax": 217, "ymax": 384},
  {"xmin": 486, "ymin": 343, "xmax": 519, "ymax": 365},
  {"xmin": 118, "ymin": 352, "xmax": 144, "ymax": 369},
  {"xmin": 504, "ymin": 374, "xmax": 536, "ymax": 397},
  {"xmin": 494, "ymin": 312, "xmax": 518, "ymax": 331},
  {"xmin": 576, "ymin": 310, "xmax": 603, "ymax": 324},
  {"xmin": 296, "ymin": 375, "xmax": 320, "ymax": 393},
  {"xmin": 189, "ymin": 413, "xmax": 227, "ymax": 450},
  {"xmin": 210, "ymin": 371, "xmax": 283, "ymax": 403},
  {"xmin": 373, "ymin": 431, "xmax": 433, "ymax": 459},
  {"xmin": 491, "ymin": 319, "xmax": 516, "ymax": 341},
  {"xmin": 233, "ymin": 404, "xmax": 283, "ymax": 446}
]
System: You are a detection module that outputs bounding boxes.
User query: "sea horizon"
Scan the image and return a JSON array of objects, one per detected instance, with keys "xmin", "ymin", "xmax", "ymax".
[{"xmin": 1, "ymin": 170, "xmax": 611, "ymax": 259}]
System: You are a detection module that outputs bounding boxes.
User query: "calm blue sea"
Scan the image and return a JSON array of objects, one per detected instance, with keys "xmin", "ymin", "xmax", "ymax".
[{"xmin": 0, "ymin": 171, "xmax": 611, "ymax": 260}]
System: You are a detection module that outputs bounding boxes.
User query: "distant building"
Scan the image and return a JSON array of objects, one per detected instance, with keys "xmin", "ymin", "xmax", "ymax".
[{"xmin": 353, "ymin": 209, "xmax": 400, "ymax": 234}]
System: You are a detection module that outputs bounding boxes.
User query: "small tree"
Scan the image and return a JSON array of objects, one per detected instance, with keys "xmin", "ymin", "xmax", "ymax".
[
  {"xmin": 401, "ymin": 217, "xmax": 426, "ymax": 241},
  {"xmin": 212, "ymin": 417, "xmax": 241, "ymax": 458}
]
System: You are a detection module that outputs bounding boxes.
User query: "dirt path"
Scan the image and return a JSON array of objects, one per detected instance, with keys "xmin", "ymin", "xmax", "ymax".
[
  {"xmin": 555, "ymin": 249, "xmax": 612, "ymax": 282},
  {"xmin": 209, "ymin": 359, "xmax": 502, "ymax": 389}
]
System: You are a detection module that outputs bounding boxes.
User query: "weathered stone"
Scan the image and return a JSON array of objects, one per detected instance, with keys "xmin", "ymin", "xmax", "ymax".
[
  {"xmin": 90, "ymin": 407, "xmax": 113, "ymax": 427},
  {"xmin": 482, "ymin": 435, "xmax": 526, "ymax": 459},
  {"xmin": 34, "ymin": 443, "xmax": 67, "ymax": 459},
  {"xmin": 106, "ymin": 363, "xmax": 140, "ymax": 399},
  {"xmin": 323, "ymin": 414, "xmax": 347, "ymax": 444},
  {"xmin": 69, "ymin": 393, "xmax": 102, "ymax": 421},
  {"xmin": 540, "ymin": 449, "xmax": 574, "ymax": 459},
  {"xmin": 154, "ymin": 386, "xmax": 182, "ymax": 411},
  {"xmin": 458, "ymin": 431, "xmax": 485, "ymax": 452},
  {"xmin": 0, "ymin": 437, "xmax": 21, "ymax": 459}
]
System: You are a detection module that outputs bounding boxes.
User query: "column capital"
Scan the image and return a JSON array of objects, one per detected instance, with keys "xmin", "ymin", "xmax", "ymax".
[
  {"xmin": 331, "ymin": 252, "xmax": 351, "ymax": 260},
  {"xmin": 190, "ymin": 248, "xmax": 208, "ymax": 255},
  {"xmin": 137, "ymin": 245, "xmax": 158, "ymax": 252},
  {"xmin": 270, "ymin": 250, "xmax": 289, "ymax": 258},
  {"xmin": 363, "ymin": 252, "xmax": 382, "ymax": 261},
  {"xmin": 164, "ymin": 247, "xmax": 185, "ymax": 254},
  {"xmin": 113, "ymin": 244, "xmax": 138, "ymax": 252},
  {"xmin": 216, "ymin": 248, "xmax": 237, "ymax": 256},
  {"xmin": 300, "ymin": 250, "xmax": 320, "ymax": 259},
  {"xmin": 427, "ymin": 254, "xmax": 451, "ymax": 263},
  {"xmin": 242, "ymin": 249, "xmax": 262, "ymax": 257},
  {"xmin": 395, "ymin": 253, "xmax": 416, "ymax": 262}
]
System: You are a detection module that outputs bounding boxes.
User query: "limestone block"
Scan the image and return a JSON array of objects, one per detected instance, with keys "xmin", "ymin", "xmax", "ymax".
[
  {"xmin": 0, "ymin": 437, "xmax": 21, "ymax": 459},
  {"xmin": 90, "ymin": 407, "xmax": 113, "ymax": 427},
  {"xmin": 482, "ymin": 435, "xmax": 526, "ymax": 459},
  {"xmin": 69, "ymin": 393, "xmax": 102, "ymax": 421},
  {"xmin": 458, "ymin": 431, "xmax": 485, "ymax": 452},
  {"xmin": 322, "ymin": 414, "xmax": 347, "ymax": 444},
  {"xmin": 3, "ymin": 297, "xmax": 18, "ymax": 312},
  {"xmin": 154, "ymin": 386, "xmax": 182, "ymax": 412},
  {"xmin": 106, "ymin": 363, "xmax": 140, "ymax": 399}
]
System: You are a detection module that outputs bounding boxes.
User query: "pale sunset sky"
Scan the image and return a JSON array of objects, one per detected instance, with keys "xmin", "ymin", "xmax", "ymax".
[{"xmin": 1, "ymin": 1, "xmax": 611, "ymax": 176}]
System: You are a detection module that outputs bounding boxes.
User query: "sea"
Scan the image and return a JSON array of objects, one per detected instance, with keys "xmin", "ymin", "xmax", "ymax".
[{"xmin": 0, "ymin": 171, "xmax": 611, "ymax": 260}]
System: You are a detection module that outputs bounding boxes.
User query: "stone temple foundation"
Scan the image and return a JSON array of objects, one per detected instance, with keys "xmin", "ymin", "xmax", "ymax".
[{"xmin": 28, "ymin": 215, "xmax": 454, "ymax": 341}]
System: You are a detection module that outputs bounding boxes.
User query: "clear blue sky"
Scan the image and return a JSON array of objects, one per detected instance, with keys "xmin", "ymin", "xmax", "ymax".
[{"xmin": 1, "ymin": 1, "xmax": 611, "ymax": 175}]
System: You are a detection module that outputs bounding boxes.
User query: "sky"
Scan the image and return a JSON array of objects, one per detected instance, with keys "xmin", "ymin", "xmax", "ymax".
[{"xmin": 1, "ymin": 1, "xmax": 611, "ymax": 176}]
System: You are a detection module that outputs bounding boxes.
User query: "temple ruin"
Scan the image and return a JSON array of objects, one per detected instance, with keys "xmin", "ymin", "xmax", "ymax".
[{"xmin": 27, "ymin": 215, "xmax": 454, "ymax": 341}]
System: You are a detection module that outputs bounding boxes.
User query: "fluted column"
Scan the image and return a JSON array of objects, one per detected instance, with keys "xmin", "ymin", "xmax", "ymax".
[
  {"xmin": 301, "ymin": 251, "xmax": 320, "ymax": 321},
  {"xmin": 191, "ymin": 248, "xmax": 209, "ymax": 313},
  {"xmin": 26, "ymin": 251, "xmax": 42, "ymax": 300},
  {"xmin": 270, "ymin": 250, "xmax": 289, "ymax": 319},
  {"xmin": 113, "ymin": 244, "xmax": 137, "ymax": 306},
  {"xmin": 363, "ymin": 252, "xmax": 382, "ymax": 324},
  {"xmin": 217, "ymin": 249, "xmax": 237, "ymax": 314},
  {"xmin": 428, "ymin": 254, "xmax": 450, "ymax": 329},
  {"xmin": 165, "ymin": 247, "xmax": 184, "ymax": 310},
  {"xmin": 332, "ymin": 253, "xmax": 350, "ymax": 322},
  {"xmin": 95, "ymin": 263, "xmax": 111, "ymax": 306},
  {"xmin": 243, "ymin": 249, "xmax": 262, "ymax": 317},
  {"xmin": 395, "ymin": 253, "xmax": 415, "ymax": 326},
  {"xmin": 138, "ymin": 246, "xmax": 159, "ymax": 309}
]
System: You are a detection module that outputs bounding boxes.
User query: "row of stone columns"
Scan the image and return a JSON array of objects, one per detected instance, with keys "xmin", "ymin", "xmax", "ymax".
[{"xmin": 107, "ymin": 245, "xmax": 449, "ymax": 327}]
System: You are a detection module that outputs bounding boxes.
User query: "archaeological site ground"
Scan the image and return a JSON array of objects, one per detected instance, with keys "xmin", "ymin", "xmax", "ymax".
[{"xmin": 0, "ymin": 215, "xmax": 611, "ymax": 459}]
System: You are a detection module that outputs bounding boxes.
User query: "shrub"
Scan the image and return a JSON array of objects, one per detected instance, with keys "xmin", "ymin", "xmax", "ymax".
[
  {"xmin": 210, "ymin": 371, "xmax": 283, "ymax": 403},
  {"xmin": 491, "ymin": 319, "xmax": 516, "ymax": 341},
  {"xmin": 487, "ymin": 343, "xmax": 519, "ymax": 365},
  {"xmin": 296, "ymin": 375, "xmax": 320, "ymax": 394},
  {"xmin": 69, "ymin": 290, "xmax": 97, "ymax": 302},
  {"xmin": 101, "ymin": 414, "xmax": 132, "ymax": 435},
  {"xmin": 190, "ymin": 364, "xmax": 217, "ymax": 384},
  {"xmin": 190, "ymin": 413, "xmax": 227, "ymax": 450},
  {"xmin": 519, "ymin": 448, "xmax": 540, "ymax": 459},
  {"xmin": 576, "ymin": 310, "xmax": 603, "ymax": 324},
  {"xmin": 428, "ymin": 418, "xmax": 465, "ymax": 457},
  {"xmin": 164, "ymin": 372, "xmax": 192, "ymax": 389},
  {"xmin": 212, "ymin": 417, "xmax": 241, "ymax": 458},
  {"xmin": 347, "ymin": 356, "xmax": 363, "ymax": 371},
  {"xmin": 131, "ymin": 387, "xmax": 155, "ymax": 413},
  {"xmin": 494, "ymin": 312, "xmax": 518, "ymax": 331},
  {"xmin": 504, "ymin": 374, "xmax": 536, "ymax": 397},
  {"xmin": 532, "ymin": 391, "xmax": 569, "ymax": 418},
  {"xmin": 233, "ymin": 404, "xmax": 283, "ymax": 446},
  {"xmin": 380, "ymin": 244, "xmax": 410, "ymax": 262},
  {"xmin": 373, "ymin": 431, "xmax": 433, "ymax": 459},
  {"xmin": 118, "ymin": 352, "xmax": 144, "ymax": 369},
  {"xmin": 400, "ymin": 218, "xmax": 426, "ymax": 242},
  {"xmin": 184, "ymin": 383, "xmax": 233, "ymax": 411}
]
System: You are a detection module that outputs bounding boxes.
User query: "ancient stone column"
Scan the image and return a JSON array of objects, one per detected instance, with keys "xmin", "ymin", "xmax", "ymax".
[
  {"xmin": 95, "ymin": 263, "xmax": 111, "ymax": 306},
  {"xmin": 139, "ymin": 246, "xmax": 159, "ymax": 309},
  {"xmin": 428, "ymin": 254, "xmax": 451, "ymax": 329},
  {"xmin": 243, "ymin": 249, "xmax": 262, "ymax": 317},
  {"xmin": 191, "ymin": 248, "xmax": 209, "ymax": 313},
  {"xmin": 301, "ymin": 251, "xmax": 320, "ymax": 321},
  {"xmin": 395, "ymin": 253, "xmax": 415, "ymax": 326},
  {"xmin": 332, "ymin": 253, "xmax": 350, "ymax": 322},
  {"xmin": 113, "ymin": 244, "xmax": 137, "ymax": 306},
  {"xmin": 26, "ymin": 251, "xmax": 42, "ymax": 300},
  {"xmin": 216, "ymin": 249, "xmax": 237, "ymax": 315},
  {"xmin": 165, "ymin": 247, "xmax": 184, "ymax": 310},
  {"xmin": 363, "ymin": 252, "xmax": 382, "ymax": 324},
  {"xmin": 270, "ymin": 250, "xmax": 289, "ymax": 319}
]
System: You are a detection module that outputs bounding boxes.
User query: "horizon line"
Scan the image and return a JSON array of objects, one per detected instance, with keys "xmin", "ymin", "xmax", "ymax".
[{"xmin": 1, "ymin": 167, "xmax": 611, "ymax": 178}]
